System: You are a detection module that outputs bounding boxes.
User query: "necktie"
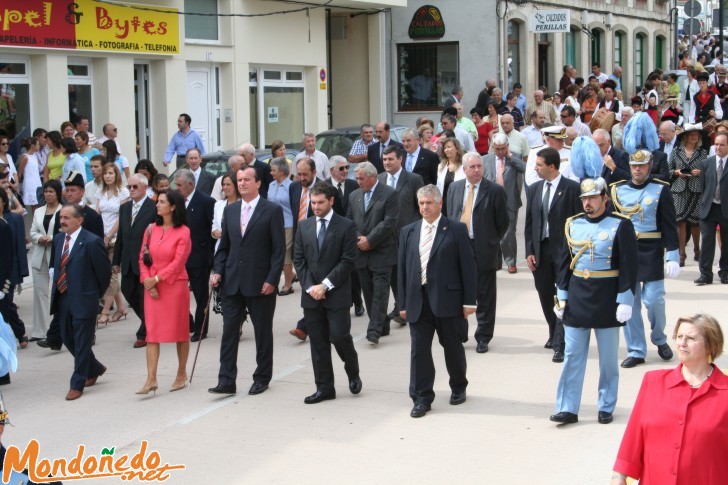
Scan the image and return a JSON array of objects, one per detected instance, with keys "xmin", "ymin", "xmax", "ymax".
[
  {"xmin": 298, "ymin": 186, "xmax": 308, "ymax": 221},
  {"xmin": 541, "ymin": 182, "xmax": 552, "ymax": 240},
  {"xmin": 131, "ymin": 202, "xmax": 140, "ymax": 224},
  {"xmin": 460, "ymin": 184, "xmax": 475, "ymax": 234},
  {"xmin": 364, "ymin": 190, "xmax": 372, "ymax": 211},
  {"xmin": 496, "ymin": 159, "xmax": 505, "ymax": 186},
  {"xmin": 337, "ymin": 182, "xmax": 344, "ymax": 196},
  {"xmin": 389, "ymin": 175, "xmax": 397, "ymax": 188},
  {"xmin": 241, "ymin": 204, "xmax": 252, "ymax": 236},
  {"xmin": 317, "ymin": 218, "xmax": 327, "ymax": 250},
  {"xmin": 57, "ymin": 235, "xmax": 71, "ymax": 294},
  {"xmin": 420, "ymin": 224, "xmax": 434, "ymax": 285},
  {"xmin": 716, "ymin": 158, "xmax": 724, "ymax": 203},
  {"xmin": 406, "ymin": 154, "xmax": 414, "ymax": 172}
]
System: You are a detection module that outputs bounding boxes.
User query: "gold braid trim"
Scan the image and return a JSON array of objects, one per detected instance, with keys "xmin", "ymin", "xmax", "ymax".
[
  {"xmin": 564, "ymin": 213, "xmax": 594, "ymax": 270},
  {"xmin": 610, "ymin": 184, "xmax": 643, "ymax": 222}
]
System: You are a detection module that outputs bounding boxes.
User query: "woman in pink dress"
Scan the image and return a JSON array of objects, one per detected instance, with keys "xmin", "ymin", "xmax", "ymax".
[{"xmin": 137, "ymin": 190, "xmax": 192, "ymax": 395}]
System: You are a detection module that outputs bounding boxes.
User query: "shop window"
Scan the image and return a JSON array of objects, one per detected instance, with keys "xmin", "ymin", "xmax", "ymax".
[
  {"xmin": 0, "ymin": 59, "xmax": 31, "ymax": 151},
  {"xmin": 184, "ymin": 0, "xmax": 219, "ymax": 42},
  {"xmin": 635, "ymin": 33, "xmax": 645, "ymax": 89},
  {"xmin": 508, "ymin": 21, "xmax": 521, "ymax": 91},
  {"xmin": 68, "ymin": 60, "xmax": 93, "ymax": 128},
  {"xmin": 614, "ymin": 31, "xmax": 624, "ymax": 68},
  {"xmin": 397, "ymin": 42, "xmax": 459, "ymax": 111},
  {"xmin": 249, "ymin": 67, "xmax": 304, "ymax": 149}
]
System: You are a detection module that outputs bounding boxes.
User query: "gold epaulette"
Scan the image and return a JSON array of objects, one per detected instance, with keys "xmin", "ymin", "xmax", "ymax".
[
  {"xmin": 609, "ymin": 179, "xmax": 627, "ymax": 187},
  {"xmin": 610, "ymin": 212, "xmax": 632, "ymax": 220},
  {"xmin": 652, "ymin": 178, "xmax": 670, "ymax": 186}
]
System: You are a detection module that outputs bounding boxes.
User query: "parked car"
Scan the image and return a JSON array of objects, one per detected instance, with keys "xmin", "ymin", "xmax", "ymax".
[{"xmin": 315, "ymin": 125, "xmax": 408, "ymax": 158}]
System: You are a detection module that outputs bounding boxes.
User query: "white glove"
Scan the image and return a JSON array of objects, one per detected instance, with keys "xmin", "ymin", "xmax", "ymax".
[
  {"xmin": 665, "ymin": 261, "xmax": 681, "ymax": 279},
  {"xmin": 553, "ymin": 305, "xmax": 565, "ymax": 320},
  {"xmin": 616, "ymin": 304, "xmax": 632, "ymax": 323},
  {"xmin": 0, "ymin": 291, "xmax": 4, "ymax": 301}
]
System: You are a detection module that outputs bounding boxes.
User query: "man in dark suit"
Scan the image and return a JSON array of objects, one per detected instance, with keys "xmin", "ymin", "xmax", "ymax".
[
  {"xmin": 401, "ymin": 128, "xmax": 438, "ymax": 185},
  {"xmin": 592, "ymin": 129, "xmax": 630, "ymax": 185},
  {"xmin": 210, "ymin": 167, "xmax": 285, "ymax": 395},
  {"xmin": 399, "ymin": 184, "xmax": 476, "ymax": 418},
  {"xmin": 367, "ymin": 121, "xmax": 404, "ymax": 174},
  {"xmin": 657, "ymin": 120, "xmax": 678, "ymax": 160},
  {"xmin": 293, "ymin": 183, "xmax": 361, "ymax": 404},
  {"xmin": 348, "ymin": 162, "xmax": 400, "ymax": 344},
  {"xmin": 327, "ymin": 156, "xmax": 364, "ymax": 317},
  {"xmin": 38, "ymin": 171, "xmax": 104, "ymax": 351},
  {"xmin": 378, "ymin": 145, "xmax": 424, "ymax": 325},
  {"xmin": 447, "ymin": 153, "xmax": 509, "ymax": 353},
  {"xmin": 173, "ymin": 169, "xmax": 215, "ymax": 342},
  {"xmin": 483, "ymin": 134, "xmax": 526, "ymax": 273},
  {"xmin": 240, "ymin": 143, "xmax": 273, "ymax": 198},
  {"xmin": 50, "ymin": 204, "xmax": 111, "ymax": 400},
  {"xmin": 524, "ymin": 147, "xmax": 582, "ymax": 361},
  {"xmin": 112, "ymin": 173, "xmax": 157, "ymax": 348},
  {"xmin": 185, "ymin": 148, "xmax": 216, "ymax": 196},
  {"xmin": 649, "ymin": 149, "xmax": 671, "ymax": 183},
  {"xmin": 696, "ymin": 131, "xmax": 728, "ymax": 284},
  {"xmin": 443, "ymin": 85, "xmax": 463, "ymax": 110}
]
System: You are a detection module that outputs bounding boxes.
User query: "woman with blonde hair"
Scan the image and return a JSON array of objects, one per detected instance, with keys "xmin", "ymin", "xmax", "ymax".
[{"xmin": 436, "ymin": 137, "xmax": 466, "ymax": 215}]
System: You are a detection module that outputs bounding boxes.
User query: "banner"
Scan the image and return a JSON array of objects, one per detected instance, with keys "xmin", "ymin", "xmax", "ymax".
[
  {"xmin": 529, "ymin": 9, "xmax": 570, "ymax": 34},
  {"xmin": 0, "ymin": 0, "xmax": 180, "ymax": 54}
]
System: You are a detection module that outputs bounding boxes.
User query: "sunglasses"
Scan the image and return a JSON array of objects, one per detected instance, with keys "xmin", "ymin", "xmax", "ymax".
[
  {"xmin": 336, "ymin": 165, "xmax": 350, "ymax": 171},
  {"xmin": 127, "ymin": 184, "xmax": 140, "ymax": 189},
  {"xmin": 0, "ymin": 142, "xmax": 8, "ymax": 146}
]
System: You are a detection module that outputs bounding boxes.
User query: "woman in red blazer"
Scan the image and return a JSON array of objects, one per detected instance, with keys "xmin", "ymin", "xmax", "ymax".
[
  {"xmin": 137, "ymin": 190, "xmax": 191, "ymax": 395},
  {"xmin": 611, "ymin": 314, "xmax": 728, "ymax": 484}
]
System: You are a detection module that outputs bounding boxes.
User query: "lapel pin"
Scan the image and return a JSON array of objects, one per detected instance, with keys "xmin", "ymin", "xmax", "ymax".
[
  {"xmin": 558, "ymin": 191, "xmax": 562, "ymax": 196},
  {"xmin": 443, "ymin": 226, "xmax": 447, "ymax": 231}
]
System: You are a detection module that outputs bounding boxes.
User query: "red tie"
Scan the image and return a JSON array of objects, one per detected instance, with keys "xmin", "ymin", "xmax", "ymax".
[{"xmin": 57, "ymin": 235, "xmax": 71, "ymax": 293}]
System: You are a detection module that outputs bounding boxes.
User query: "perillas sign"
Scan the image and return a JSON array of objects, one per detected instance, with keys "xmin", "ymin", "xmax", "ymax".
[
  {"xmin": 529, "ymin": 9, "xmax": 570, "ymax": 33},
  {"xmin": 408, "ymin": 5, "xmax": 445, "ymax": 40}
]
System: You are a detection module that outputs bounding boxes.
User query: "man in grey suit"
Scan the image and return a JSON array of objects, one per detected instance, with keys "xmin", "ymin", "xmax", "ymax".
[
  {"xmin": 348, "ymin": 162, "xmax": 400, "ymax": 344},
  {"xmin": 696, "ymin": 131, "xmax": 728, "ymax": 284},
  {"xmin": 378, "ymin": 145, "xmax": 424, "ymax": 325},
  {"xmin": 483, "ymin": 133, "xmax": 526, "ymax": 273},
  {"xmin": 447, "ymin": 153, "xmax": 509, "ymax": 353},
  {"xmin": 294, "ymin": 183, "xmax": 361, "ymax": 404}
]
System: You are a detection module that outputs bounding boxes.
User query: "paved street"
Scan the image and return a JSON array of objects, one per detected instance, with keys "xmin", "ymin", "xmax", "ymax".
[{"xmin": 4, "ymin": 230, "xmax": 727, "ymax": 484}]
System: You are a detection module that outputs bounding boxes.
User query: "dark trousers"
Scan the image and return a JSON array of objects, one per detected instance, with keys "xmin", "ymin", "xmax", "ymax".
[
  {"xmin": 58, "ymin": 294, "xmax": 105, "ymax": 391},
  {"xmin": 474, "ymin": 266, "xmax": 497, "ymax": 344},
  {"xmin": 532, "ymin": 239, "xmax": 564, "ymax": 351},
  {"xmin": 351, "ymin": 271, "xmax": 363, "ymax": 308},
  {"xmin": 188, "ymin": 266, "xmax": 211, "ymax": 338},
  {"xmin": 699, "ymin": 203, "xmax": 728, "ymax": 278},
  {"xmin": 45, "ymin": 314, "xmax": 62, "ymax": 346},
  {"xmin": 358, "ymin": 265, "xmax": 392, "ymax": 339},
  {"xmin": 304, "ymin": 306, "xmax": 359, "ymax": 394},
  {"xmin": 218, "ymin": 292, "xmax": 276, "ymax": 387},
  {"xmin": 409, "ymin": 287, "xmax": 468, "ymax": 405},
  {"xmin": 121, "ymin": 271, "xmax": 146, "ymax": 340},
  {"xmin": 0, "ymin": 287, "xmax": 25, "ymax": 339}
]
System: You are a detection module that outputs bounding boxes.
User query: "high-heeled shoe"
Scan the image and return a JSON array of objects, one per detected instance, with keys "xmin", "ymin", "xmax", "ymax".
[
  {"xmin": 97, "ymin": 313, "xmax": 110, "ymax": 327},
  {"xmin": 135, "ymin": 383, "xmax": 159, "ymax": 395},
  {"xmin": 110, "ymin": 309, "xmax": 128, "ymax": 322},
  {"xmin": 170, "ymin": 378, "xmax": 188, "ymax": 392}
]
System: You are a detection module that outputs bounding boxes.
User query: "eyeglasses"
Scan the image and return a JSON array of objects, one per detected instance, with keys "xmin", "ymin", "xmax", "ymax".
[
  {"xmin": 336, "ymin": 165, "xmax": 350, "ymax": 171},
  {"xmin": 127, "ymin": 184, "xmax": 139, "ymax": 189}
]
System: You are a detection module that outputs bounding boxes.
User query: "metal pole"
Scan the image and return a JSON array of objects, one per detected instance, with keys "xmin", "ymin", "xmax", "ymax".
[
  {"xmin": 721, "ymin": 0, "xmax": 725, "ymax": 64},
  {"xmin": 673, "ymin": 1, "xmax": 679, "ymax": 69}
]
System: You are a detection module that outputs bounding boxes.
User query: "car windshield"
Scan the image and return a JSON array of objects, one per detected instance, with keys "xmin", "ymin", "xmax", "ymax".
[{"xmin": 316, "ymin": 132, "xmax": 357, "ymax": 158}]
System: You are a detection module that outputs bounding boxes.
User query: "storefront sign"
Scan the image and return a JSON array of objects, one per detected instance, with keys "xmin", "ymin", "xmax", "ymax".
[
  {"xmin": 0, "ymin": 0, "xmax": 180, "ymax": 54},
  {"xmin": 529, "ymin": 9, "xmax": 570, "ymax": 33},
  {"xmin": 408, "ymin": 5, "xmax": 445, "ymax": 40}
]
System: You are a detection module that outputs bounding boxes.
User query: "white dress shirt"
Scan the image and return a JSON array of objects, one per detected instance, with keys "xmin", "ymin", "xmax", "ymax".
[
  {"xmin": 184, "ymin": 190, "xmax": 196, "ymax": 208},
  {"xmin": 306, "ymin": 209, "xmax": 335, "ymax": 293},
  {"xmin": 542, "ymin": 173, "xmax": 561, "ymax": 235}
]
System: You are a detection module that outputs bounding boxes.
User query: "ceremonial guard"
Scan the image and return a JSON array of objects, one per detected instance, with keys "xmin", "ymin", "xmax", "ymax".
[
  {"xmin": 550, "ymin": 177, "xmax": 638, "ymax": 425},
  {"xmin": 525, "ymin": 126, "xmax": 578, "ymax": 187},
  {"xmin": 611, "ymin": 149, "xmax": 680, "ymax": 368}
]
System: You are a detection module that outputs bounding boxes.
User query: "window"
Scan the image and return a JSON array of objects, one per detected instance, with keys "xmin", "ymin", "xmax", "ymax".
[
  {"xmin": 68, "ymin": 59, "xmax": 93, "ymax": 128},
  {"xmin": 655, "ymin": 36, "xmax": 665, "ymax": 70},
  {"xmin": 591, "ymin": 29, "xmax": 602, "ymax": 66},
  {"xmin": 184, "ymin": 0, "xmax": 218, "ymax": 41},
  {"xmin": 0, "ymin": 58, "xmax": 31, "ymax": 148},
  {"xmin": 566, "ymin": 28, "xmax": 578, "ymax": 69},
  {"xmin": 249, "ymin": 67, "xmax": 305, "ymax": 148},
  {"xmin": 397, "ymin": 42, "xmax": 459, "ymax": 111},
  {"xmin": 249, "ymin": 71, "xmax": 258, "ymax": 148},
  {"xmin": 635, "ymin": 34, "xmax": 645, "ymax": 89},
  {"xmin": 614, "ymin": 31, "xmax": 624, "ymax": 68},
  {"xmin": 508, "ymin": 21, "xmax": 521, "ymax": 91}
]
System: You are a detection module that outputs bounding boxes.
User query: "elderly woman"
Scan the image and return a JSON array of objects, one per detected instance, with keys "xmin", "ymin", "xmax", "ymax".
[
  {"xmin": 669, "ymin": 124, "xmax": 708, "ymax": 266},
  {"xmin": 436, "ymin": 137, "xmax": 466, "ymax": 215},
  {"xmin": 267, "ymin": 157, "xmax": 295, "ymax": 294},
  {"xmin": 611, "ymin": 107, "xmax": 634, "ymax": 150},
  {"xmin": 611, "ymin": 314, "xmax": 728, "ymax": 484}
]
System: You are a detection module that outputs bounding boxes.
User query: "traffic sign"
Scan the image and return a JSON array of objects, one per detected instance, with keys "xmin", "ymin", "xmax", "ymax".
[
  {"xmin": 713, "ymin": 9, "xmax": 728, "ymax": 26},
  {"xmin": 684, "ymin": 18, "xmax": 702, "ymax": 34},
  {"xmin": 684, "ymin": 0, "xmax": 702, "ymax": 17}
]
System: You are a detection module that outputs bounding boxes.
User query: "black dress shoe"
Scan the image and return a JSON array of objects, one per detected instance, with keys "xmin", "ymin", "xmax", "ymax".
[
  {"xmin": 657, "ymin": 343, "xmax": 673, "ymax": 361},
  {"xmin": 410, "ymin": 403, "xmax": 431, "ymax": 418},
  {"xmin": 620, "ymin": 356, "xmax": 646, "ymax": 368},
  {"xmin": 544, "ymin": 339, "xmax": 553, "ymax": 349},
  {"xmin": 190, "ymin": 334, "xmax": 207, "ymax": 343},
  {"xmin": 381, "ymin": 325, "xmax": 390, "ymax": 337},
  {"xmin": 278, "ymin": 287, "xmax": 294, "ymax": 296},
  {"xmin": 366, "ymin": 336, "xmax": 379, "ymax": 345},
  {"xmin": 549, "ymin": 411, "xmax": 578, "ymax": 424},
  {"xmin": 304, "ymin": 390, "xmax": 336, "ymax": 404},
  {"xmin": 208, "ymin": 384, "xmax": 236, "ymax": 395},
  {"xmin": 392, "ymin": 314, "xmax": 406, "ymax": 326},
  {"xmin": 598, "ymin": 411, "xmax": 614, "ymax": 424},
  {"xmin": 37, "ymin": 339, "xmax": 61, "ymax": 351},
  {"xmin": 694, "ymin": 275, "xmax": 713, "ymax": 285},
  {"xmin": 0, "ymin": 374, "xmax": 10, "ymax": 385},
  {"xmin": 476, "ymin": 341, "xmax": 489, "ymax": 353},
  {"xmin": 552, "ymin": 351, "xmax": 565, "ymax": 363},
  {"xmin": 29, "ymin": 337, "xmax": 42, "ymax": 342},
  {"xmin": 354, "ymin": 305, "xmax": 365, "ymax": 317},
  {"xmin": 349, "ymin": 376, "xmax": 362, "ymax": 395},
  {"xmin": 722, "ymin": 276, "xmax": 728, "ymax": 284},
  {"xmin": 449, "ymin": 391, "xmax": 466, "ymax": 405},
  {"xmin": 248, "ymin": 381, "xmax": 269, "ymax": 395}
]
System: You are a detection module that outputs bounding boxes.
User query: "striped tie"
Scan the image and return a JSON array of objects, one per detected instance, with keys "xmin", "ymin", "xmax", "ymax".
[
  {"xmin": 420, "ymin": 223, "xmax": 434, "ymax": 285},
  {"xmin": 298, "ymin": 186, "xmax": 308, "ymax": 222},
  {"xmin": 57, "ymin": 235, "xmax": 71, "ymax": 294}
]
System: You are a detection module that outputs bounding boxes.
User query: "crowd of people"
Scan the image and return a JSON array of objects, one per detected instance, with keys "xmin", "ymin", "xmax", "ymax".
[{"xmin": 1, "ymin": 41, "xmax": 728, "ymax": 480}]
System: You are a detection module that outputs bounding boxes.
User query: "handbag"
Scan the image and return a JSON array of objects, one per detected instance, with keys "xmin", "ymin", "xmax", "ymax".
[{"xmin": 142, "ymin": 224, "xmax": 154, "ymax": 267}]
